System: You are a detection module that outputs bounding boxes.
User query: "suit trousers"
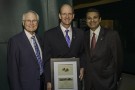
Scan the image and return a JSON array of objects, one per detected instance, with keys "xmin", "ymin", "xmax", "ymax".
[{"xmin": 40, "ymin": 74, "xmax": 45, "ymax": 90}]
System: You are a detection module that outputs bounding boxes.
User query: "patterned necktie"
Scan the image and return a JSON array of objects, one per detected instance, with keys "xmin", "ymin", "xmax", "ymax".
[
  {"xmin": 91, "ymin": 33, "xmax": 96, "ymax": 50},
  {"xmin": 65, "ymin": 30, "xmax": 71, "ymax": 47},
  {"xmin": 31, "ymin": 36, "xmax": 43, "ymax": 75}
]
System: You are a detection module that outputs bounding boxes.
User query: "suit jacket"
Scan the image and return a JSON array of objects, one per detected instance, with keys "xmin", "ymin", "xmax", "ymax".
[
  {"xmin": 84, "ymin": 27, "xmax": 123, "ymax": 90},
  {"xmin": 7, "ymin": 31, "xmax": 43, "ymax": 90},
  {"xmin": 43, "ymin": 25, "xmax": 85, "ymax": 83}
]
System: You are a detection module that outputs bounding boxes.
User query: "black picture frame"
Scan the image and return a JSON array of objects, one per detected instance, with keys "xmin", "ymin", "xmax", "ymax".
[{"xmin": 51, "ymin": 58, "xmax": 80, "ymax": 90}]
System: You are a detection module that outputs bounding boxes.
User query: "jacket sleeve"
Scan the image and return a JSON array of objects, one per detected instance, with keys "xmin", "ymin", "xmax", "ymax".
[
  {"xmin": 7, "ymin": 38, "xmax": 22, "ymax": 90},
  {"xmin": 111, "ymin": 31, "xmax": 123, "ymax": 81}
]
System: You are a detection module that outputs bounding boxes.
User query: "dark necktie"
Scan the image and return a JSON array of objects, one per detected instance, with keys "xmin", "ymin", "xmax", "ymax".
[
  {"xmin": 31, "ymin": 36, "xmax": 43, "ymax": 75},
  {"xmin": 91, "ymin": 33, "xmax": 96, "ymax": 50},
  {"xmin": 65, "ymin": 30, "xmax": 71, "ymax": 47}
]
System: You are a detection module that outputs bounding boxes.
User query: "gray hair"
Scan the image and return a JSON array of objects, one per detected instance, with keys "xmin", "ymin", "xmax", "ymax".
[{"xmin": 22, "ymin": 10, "xmax": 39, "ymax": 21}]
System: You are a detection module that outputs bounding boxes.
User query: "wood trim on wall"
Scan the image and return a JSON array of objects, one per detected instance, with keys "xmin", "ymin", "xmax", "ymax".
[{"xmin": 74, "ymin": 0, "xmax": 121, "ymax": 10}]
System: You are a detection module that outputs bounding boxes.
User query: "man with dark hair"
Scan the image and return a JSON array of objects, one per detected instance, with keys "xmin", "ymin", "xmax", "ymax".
[{"xmin": 84, "ymin": 8, "xmax": 123, "ymax": 90}]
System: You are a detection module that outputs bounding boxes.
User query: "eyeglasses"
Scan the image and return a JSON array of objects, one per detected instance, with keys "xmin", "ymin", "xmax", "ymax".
[{"xmin": 24, "ymin": 20, "xmax": 38, "ymax": 24}]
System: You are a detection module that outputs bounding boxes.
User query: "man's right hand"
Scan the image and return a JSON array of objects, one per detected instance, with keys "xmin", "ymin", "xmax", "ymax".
[{"xmin": 47, "ymin": 82, "xmax": 51, "ymax": 90}]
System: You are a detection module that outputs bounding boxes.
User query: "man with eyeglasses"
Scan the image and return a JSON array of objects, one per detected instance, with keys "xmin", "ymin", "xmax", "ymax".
[{"xmin": 7, "ymin": 10, "xmax": 44, "ymax": 90}]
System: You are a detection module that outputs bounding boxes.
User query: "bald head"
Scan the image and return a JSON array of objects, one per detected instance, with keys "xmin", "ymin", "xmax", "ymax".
[{"xmin": 59, "ymin": 3, "xmax": 74, "ymax": 14}]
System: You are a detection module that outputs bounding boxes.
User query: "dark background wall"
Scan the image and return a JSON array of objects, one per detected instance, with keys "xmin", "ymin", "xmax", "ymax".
[
  {"xmin": 0, "ymin": 1, "xmax": 45, "ymax": 90},
  {"xmin": 0, "ymin": 0, "xmax": 72, "ymax": 90},
  {"xmin": 0, "ymin": 0, "xmax": 135, "ymax": 90},
  {"xmin": 74, "ymin": 0, "xmax": 135, "ymax": 74}
]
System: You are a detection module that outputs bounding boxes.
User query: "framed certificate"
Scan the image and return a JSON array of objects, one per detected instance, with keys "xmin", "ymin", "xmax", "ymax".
[{"xmin": 51, "ymin": 58, "xmax": 80, "ymax": 90}]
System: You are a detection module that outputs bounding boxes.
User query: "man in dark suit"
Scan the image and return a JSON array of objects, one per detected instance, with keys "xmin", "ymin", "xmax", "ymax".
[
  {"xmin": 43, "ymin": 3, "xmax": 85, "ymax": 90},
  {"xmin": 7, "ymin": 10, "xmax": 44, "ymax": 90},
  {"xmin": 84, "ymin": 8, "xmax": 123, "ymax": 90}
]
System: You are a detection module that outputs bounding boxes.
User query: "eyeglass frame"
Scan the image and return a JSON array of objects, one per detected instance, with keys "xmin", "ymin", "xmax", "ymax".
[{"xmin": 23, "ymin": 20, "xmax": 39, "ymax": 24}]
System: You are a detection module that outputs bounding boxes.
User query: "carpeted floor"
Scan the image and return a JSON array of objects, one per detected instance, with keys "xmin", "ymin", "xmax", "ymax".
[{"xmin": 118, "ymin": 73, "xmax": 135, "ymax": 90}]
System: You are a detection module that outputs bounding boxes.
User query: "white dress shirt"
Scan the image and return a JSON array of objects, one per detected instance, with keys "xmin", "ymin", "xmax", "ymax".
[
  {"xmin": 90, "ymin": 25, "xmax": 101, "ymax": 47},
  {"xmin": 60, "ymin": 23, "xmax": 72, "ymax": 42},
  {"xmin": 24, "ymin": 30, "xmax": 42, "ymax": 59}
]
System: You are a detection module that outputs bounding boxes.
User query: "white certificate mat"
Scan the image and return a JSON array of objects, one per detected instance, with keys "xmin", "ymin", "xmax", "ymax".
[{"xmin": 51, "ymin": 58, "xmax": 80, "ymax": 90}]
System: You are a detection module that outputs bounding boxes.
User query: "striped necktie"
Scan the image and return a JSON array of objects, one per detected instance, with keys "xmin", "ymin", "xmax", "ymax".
[
  {"xmin": 31, "ymin": 36, "xmax": 43, "ymax": 75},
  {"xmin": 65, "ymin": 30, "xmax": 71, "ymax": 47}
]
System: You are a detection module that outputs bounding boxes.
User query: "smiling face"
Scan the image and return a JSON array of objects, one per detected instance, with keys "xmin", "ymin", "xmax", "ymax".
[
  {"xmin": 59, "ymin": 4, "xmax": 74, "ymax": 29},
  {"xmin": 86, "ymin": 11, "xmax": 101, "ymax": 31},
  {"xmin": 22, "ymin": 11, "xmax": 39, "ymax": 35}
]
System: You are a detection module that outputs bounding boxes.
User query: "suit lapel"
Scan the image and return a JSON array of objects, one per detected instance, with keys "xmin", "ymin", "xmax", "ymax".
[
  {"xmin": 56, "ymin": 26, "xmax": 71, "ymax": 48},
  {"xmin": 57, "ymin": 26, "xmax": 68, "ymax": 46},
  {"xmin": 35, "ymin": 34, "xmax": 43, "ymax": 51},
  {"xmin": 85, "ymin": 30, "xmax": 91, "ymax": 55},
  {"xmin": 69, "ymin": 27, "xmax": 76, "ymax": 49},
  {"xmin": 21, "ymin": 32, "xmax": 39, "ymax": 65},
  {"xmin": 92, "ymin": 28, "xmax": 105, "ymax": 54}
]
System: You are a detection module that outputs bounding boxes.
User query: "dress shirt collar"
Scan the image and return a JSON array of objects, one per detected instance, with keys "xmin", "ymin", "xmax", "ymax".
[
  {"xmin": 90, "ymin": 25, "xmax": 101, "ymax": 37},
  {"xmin": 24, "ymin": 29, "xmax": 36, "ymax": 40},
  {"xmin": 60, "ymin": 23, "xmax": 72, "ymax": 33}
]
